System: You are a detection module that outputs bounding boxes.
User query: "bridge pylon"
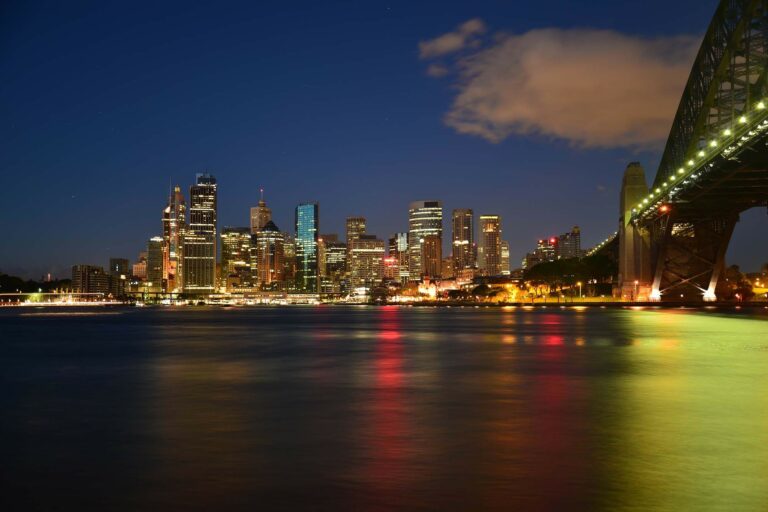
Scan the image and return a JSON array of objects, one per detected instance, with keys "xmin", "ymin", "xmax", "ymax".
[{"xmin": 618, "ymin": 163, "xmax": 652, "ymax": 300}]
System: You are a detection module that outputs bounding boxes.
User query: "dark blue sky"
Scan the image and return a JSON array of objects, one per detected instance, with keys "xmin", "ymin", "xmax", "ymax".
[{"xmin": 2, "ymin": 0, "xmax": 765, "ymax": 278}]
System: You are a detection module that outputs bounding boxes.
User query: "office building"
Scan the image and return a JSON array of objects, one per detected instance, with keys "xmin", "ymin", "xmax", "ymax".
[
  {"xmin": 452, "ymin": 209, "xmax": 474, "ymax": 272},
  {"xmin": 558, "ymin": 226, "xmax": 582, "ymax": 260},
  {"xmin": 147, "ymin": 236, "xmax": 165, "ymax": 292},
  {"xmin": 389, "ymin": 232, "xmax": 409, "ymax": 283},
  {"xmin": 348, "ymin": 234, "xmax": 386, "ymax": 289},
  {"xmin": 321, "ymin": 238, "xmax": 347, "ymax": 295},
  {"xmin": 220, "ymin": 227, "xmax": 254, "ymax": 290},
  {"xmin": 283, "ymin": 233, "xmax": 296, "ymax": 286},
  {"xmin": 408, "ymin": 200, "xmax": 443, "ymax": 281},
  {"xmin": 255, "ymin": 220, "xmax": 285, "ymax": 290},
  {"xmin": 71, "ymin": 265, "xmax": 110, "ymax": 295},
  {"xmin": 183, "ymin": 173, "xmax": 217, "ymax": 295},
  {"xmin": 250, "ymin": 188, "xmax": 272, "ymax": 235},
  {"xmin": 501, "ymin": 241, "xmax": 511, "ymax": 276},
  {"xmin": 421, "ymin": 234, "xmax": 442, "ymax": 279},
  {"xmin": 162, "ymin": 185, "xmax": 187, "ymax": 292},
  {"xmin": 295, "ymin": 202, "xmax": 319, "ymax": 293},
  {"xmin": 478, "ymin": 215, "xmax": 502, "ymax": 276},
  {"xmin": 108, "ymin": 258, "xmax": 130, "ymax": 296}
]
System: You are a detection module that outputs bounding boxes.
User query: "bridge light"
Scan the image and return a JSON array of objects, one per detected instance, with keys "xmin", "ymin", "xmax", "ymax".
[
  {"xmin": 687, "ymin": 159, "xmax": 694, "ymax": 166},
  {"xmin": 697, "ymin": 150, "xmax": 705, "ymax": 157},
  {"xmin": 659, "ymin": 205, "xmax": 670, "ymax": 213},
  {"xmin": 758, "ymin": 101, "xmax": 765, "ymax": 110},
  {"xmin": 643, "ymin": 199, "xmax": 649, "ymax": 204},
  {"xmin": 739, "ymin": 115, "xmax": 747, "ymax": 124},
  {"xmin": 677, "ymin": 167, "xmax": 685, "ymax": 174},
  {"xmin": 709, "ymin": 140, "xmax": 717, "ymax": 147},
  {"xmin": 723, "ymin": 128, "xmax": 732, "ymax": 136},
  {"xmin": 655, "ymin": 188, "xmax": 661, "ymax": 193}
]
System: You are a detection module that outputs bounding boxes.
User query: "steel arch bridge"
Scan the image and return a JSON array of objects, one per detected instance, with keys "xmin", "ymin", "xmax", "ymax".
[{"xmin": 617, "ymin": 0, "xmax": 768, "ymax": 301}]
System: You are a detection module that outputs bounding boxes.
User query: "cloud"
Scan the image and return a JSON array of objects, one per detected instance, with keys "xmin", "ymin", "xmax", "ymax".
[
  {"xmin": 426, "ymin": 63, "xmax": 450, "ymax": 77},
  {"xmin": 418, "ymin": 18, "xmax": 486, "ymax": 59},
  {"xmin": 424, "ymin": 26, "xmax": 699, "ymax": 149}
]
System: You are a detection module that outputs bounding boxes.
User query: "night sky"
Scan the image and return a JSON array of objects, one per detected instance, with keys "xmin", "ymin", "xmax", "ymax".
[{"xmin": 2, "ymin": 0, "xmax": 765, "ymax": 278}]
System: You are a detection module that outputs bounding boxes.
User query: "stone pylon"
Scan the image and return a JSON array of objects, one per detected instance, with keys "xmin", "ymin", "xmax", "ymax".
[{"xmin": 618, "ymin": 162, "xmax": 652, "ymax": 300}]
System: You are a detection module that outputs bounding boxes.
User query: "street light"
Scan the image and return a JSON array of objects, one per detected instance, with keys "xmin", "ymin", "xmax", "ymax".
[
  {"xmin": 634, "ymin": 280, "xmax": 639, "ymax": 302},
  {"xmin": 577, "ymin": 281, "xmax": 582, "ymax": 299}
]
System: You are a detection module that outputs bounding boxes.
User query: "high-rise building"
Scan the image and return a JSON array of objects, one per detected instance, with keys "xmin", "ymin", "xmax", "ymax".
[
  {"xmin": 250, "ymin": 188, "xmax": 272, "ymax": 235},
  {"xmin": 147, "ymin": 236, "xmax": 165, "ymax": 292},
  {"xmin": 220, "ymin": 227, "xmax": 254, "ymax": 290},
  {"xmin": 348, "ymin": 234, "xmax": 386, "ymax": 289},
  {"xmin": 478, "ymin": 215, "xmax": 502, "ymax": 276},
  {"xmin": 283, "ymin": 233, "xmax": 296, "ymax": 287},
  {"xmin": 452, "ymin": 209, "xmax": 474, "ymax": 272},
  {"xmin": 421, "ymin": 234, "xmax": 442, "ymax": 279},
  {"xmin": 108, "ymin": 258, "xmax": 130, "ymax": 297},
  {"xmin": 295, "ymin": 203, "xmax": 319, "ymax": 294},
  {"xmin": 389, "ymin": 232, "xmax": 409, "ymax": 284},
  {"xmin": 408, "ymin": 201, "xmax": 443, "ymax": 281},
  {"xmin": 557, "ymin": 226, "xmax": 582, "ymax": 260},
  {"xmin": 71, "ymin": 265, "xmax": 110, "ymax": 294},
  {"xmin": 321, "ymin": 237, "xmax": 347, "ymax": 295},
  {"xmin": 132, "ymin": 252, "xmax": 147, "ymax": 280},
  {"xmin": 255, "ymin": 220, "xmax": 285, "ymax": 290},
  {"xmin": 345, "ymin": 217, "xmax": 366, "ymax": 273},
  {"xmin": 183, "ymin": 173, "xmax": 217, "ymax": 295},
  {"xmin": 162, "ymin": 185, "xmax": 187, "ymax": 292},
  {"xmin": 441, "ymin": 257, "xmax": 455, "ymax": 279},
  {"xmin": 501, "ymin": 241, "xmax": 511, "ymax": 276}
]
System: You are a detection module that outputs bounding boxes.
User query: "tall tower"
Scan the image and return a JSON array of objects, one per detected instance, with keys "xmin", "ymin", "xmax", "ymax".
[
  {"xmin": 250, "ymin": 188, "xmax": 272, "ymax": 235},
  {"xmin": 451, "ymin": 209, "xmax": 474, "ymax": 272},
  {"xmin": 618, "ymin": 162, "xmax": 651, "ymax": 300},
  {"xmin": 255, "ymin": 220, "xmax": 285, "ymax": 290},
  {"xmin": 183, "ymin": 173, "xmax": 217, "ymax": 295},
  {"xmin": 345, "ymin": 216, "xmax": 366, "ymax": 274},
  {"xmin": 162, "ymin": 185, "xmax": 187, "ymax": 292},
  {"xmin": 478, "ymin": 215, "xmax": 502, "ymax": 276},
  {"xmin": 408, "ymin": 200, "xmax": 443, "ymax": 281},
  {"xmin": 295, "ymin": 203, "xmax": 319, "ymax": 294}
]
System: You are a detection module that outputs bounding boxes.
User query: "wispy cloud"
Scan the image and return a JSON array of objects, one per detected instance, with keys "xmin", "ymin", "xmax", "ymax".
[
  {"xmin": 422, "ymin": 23, "xmax": 699, "ymax": 149},
  {"xmin": 418, "ymin": 18, "xmax": 486, "ymax": 59}
]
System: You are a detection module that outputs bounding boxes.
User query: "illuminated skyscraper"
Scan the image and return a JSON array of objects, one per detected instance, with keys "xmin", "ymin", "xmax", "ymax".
[
  {"xmin": 162, "ymin": 185, "xmax": 187, "ymax": 292},
  {"xmin": 388, "ymin": 232, "xmax": 409, "ymax": 283},
  {"xmin": 108, "ymin": 258, "xmax": 130, "ymax": 297},
  {"xmin": 451, "ymin": 209, "xmax": 474, "ymax": 272},
  {"xmin": 345, "ymin": 216, "xmax": 366, "ymax": 274},
  {"xmin": 478, "ymin": 215, "xmax": 502, "ymax": 276},
  {"xmin": 183, "ymin": 173, "xmax": 217, "ymax": 295},
  {"xmin": 220, "ymin": 227, "xmax": 254, "ymax": 290},
  {"xmin": 408, "ymin": 200, "xmax": 443, "ymax": 281},
  {"xmin": 321, "ymin": 237, "xmax": 347, "ymax": 295},
  {"xmin": 421, "ymin": 234, "xmax": 442, "ymax": 279},
  {"xmin": 255, "ymin": 220, "xmax": 285, "ymax": 290},
  {"xmin": 295, "ymin": 202, "xmax": 319, "ymax": 294},
  {"xmin": 348, "ymin": 234, "xmax": 385, "ymax": 289},
  {"xmin": 250, "ymin": 188, "xmax": 272, "ymax": 235},
  {"xmin": 501, "ymin": 241, "xmax": 511, "ymax": 275},
  {"xmin": 147, "ymin": 236, "xmax": 165, "ymax": 292},
  {"xmin": 557, "ymin": 226, "xmax": 582, "ymax": 259}
]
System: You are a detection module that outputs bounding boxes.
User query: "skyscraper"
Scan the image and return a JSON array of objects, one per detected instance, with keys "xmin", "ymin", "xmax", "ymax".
[
  {"xmin": 408, "ymin": 200, "xmax": 443, "ymax": 281},
  {"xmin": 421, "ymin": 234, "xmax": 442, "ymax": 279},
  {"xmin": 451, "ymin": 209, "xmax": 474, "ymax": 272},
  {"xmin": 557, "ymin": 226, "xmax": 582, "ymax": 260},
  {"xmin": 250, "ymin": 188, "xmax": 272, "ymax": 235},
  {"xmin": 295, "ymin": 203, "xmax": 319, "ymax": 294},
  {"xmin": 322, "ymin": 237, "xmax": 347, "ymax": 295},
  {"xmin": 255, "ymin": 220, "xmax": 285, "ymax": 290},
  {"xmin": 388, "ymin": 232, "xmax": 409, "ymax": 283},
  {"xmin": 183, "ymin": 173, "xmax": 217, "ymax": 295},
  {"xmin": 162, "ymin": 185, "xmax": 187, "ymax": 292},
  {"xmin": 501, "ymin": 241, "xmax": 511, "ymax": 276},
  {"xmin": 147, "ymin": 236, "xmax": 165, "ymax": 292},
  {"xmin": 345, "ymin": 216, "xmax": 366, "ymax": 275},
  {"xmin": 108, "ymin": 258, "xmax": 130, "ymax": 297},
  {"xmin": 220, "ymin": 227, "xmax": 254, "ymax": 290},
  {"xmin": 478, "ymin": 215, "xmax": 502, "ymax": 276},
  {"xmin": 348, "ymin": 234, "xmax": 386, "ymax": 289}
]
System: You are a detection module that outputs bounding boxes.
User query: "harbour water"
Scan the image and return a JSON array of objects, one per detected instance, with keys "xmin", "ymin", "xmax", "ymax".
[{"xmin": 2, "ymin": 306, "xmax": 768, "ymax": 510}]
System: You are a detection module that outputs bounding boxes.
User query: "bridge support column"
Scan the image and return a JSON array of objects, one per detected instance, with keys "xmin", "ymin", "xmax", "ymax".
[{"xmin": 618, "ymin": 163, "xmax": 652, "ymax": 300}]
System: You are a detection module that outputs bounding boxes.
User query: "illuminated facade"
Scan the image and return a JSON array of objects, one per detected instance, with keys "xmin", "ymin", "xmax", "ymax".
[
  {"xmin": 295, "ymin": 203, "xmax": 319, "ymax": 294},
  {"xmin": 421, "ymin": 234, "xmax": 442, "ymax": 279},
  {"xmin": 147, "ymin": 236, "xmax": 165, "ymax": 292},
  {"xmin": 389, "ymin": 232, "xmax": 409, "ymax": 283},
  {"xmin": 71, "ymin": 265, "xmax": 110, "ymax": 294},
  {"xmin": 557, "ymin": 226, "xmax": 582, "ymax": 260},
  {"xmin": 321, "ymin": 236, "xmax": 347, "ymax": 294},
  {"xmin": 162, "ymin": 185, "xmax": 187, "ymax": 292},
  {"xmin": 408, "ymin": 200, "xmax": 443, "ymax": 281},
  {"xmin": 255, "ymin": 220, "xmax": 285, "ymax": 289},
  {"xmin": 501, "ymin": 241, "xmax": 510, "ymax": 275},
  {"xmin": 348, "ymin": 234, "xmax": 385, "ymax": 289},
  {"xmin": 249, "ymin": 188, "xmax": 272, "ymax": 235},
  {"xmin": 478, "ymin": 215, "xmax": 502, "ymax": 276},
  {"xmin": 451, "ymin": 209, "xmax": 474, "ymax": 272},
  {"xmin": 183, "ymin": 173, "xmax": 217, "ymax": 295},
  {"xmin": 220, "ymin": 227, "xmax": 254, "ymax": 290}
]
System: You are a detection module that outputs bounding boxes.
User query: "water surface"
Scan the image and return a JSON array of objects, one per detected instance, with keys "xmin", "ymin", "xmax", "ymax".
[{"xmin": 2, "ymin": 306, "xmax": 768, "ymax": 511}]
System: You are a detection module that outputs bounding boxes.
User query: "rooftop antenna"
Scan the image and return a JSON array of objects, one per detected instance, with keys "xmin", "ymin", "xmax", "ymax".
[{"xmin": 260, "ymin": 187, "xmax": 264, "ymax": 201}]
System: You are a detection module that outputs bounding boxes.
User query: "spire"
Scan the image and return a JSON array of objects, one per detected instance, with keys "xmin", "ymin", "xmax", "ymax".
[{"xmin": 259, "ymin": 187, "xmax": 266, "ymax": 206}]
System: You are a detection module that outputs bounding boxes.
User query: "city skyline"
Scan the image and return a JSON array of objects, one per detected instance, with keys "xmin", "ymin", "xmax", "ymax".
[{"xmin": 3, "ymin": 0, "xmax": 766, "ymax": 279}]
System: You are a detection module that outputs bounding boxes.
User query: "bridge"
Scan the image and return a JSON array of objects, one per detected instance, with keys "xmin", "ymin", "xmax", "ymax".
[{"xmin": 617, "ymin": 0, "xmax": 768, "ymax": 301}]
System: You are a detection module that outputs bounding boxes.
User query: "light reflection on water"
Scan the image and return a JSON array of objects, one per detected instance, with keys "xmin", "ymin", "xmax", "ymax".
[{"xmin": 2, "ymin": 306, "xmax": 768, "ymax": 511}]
